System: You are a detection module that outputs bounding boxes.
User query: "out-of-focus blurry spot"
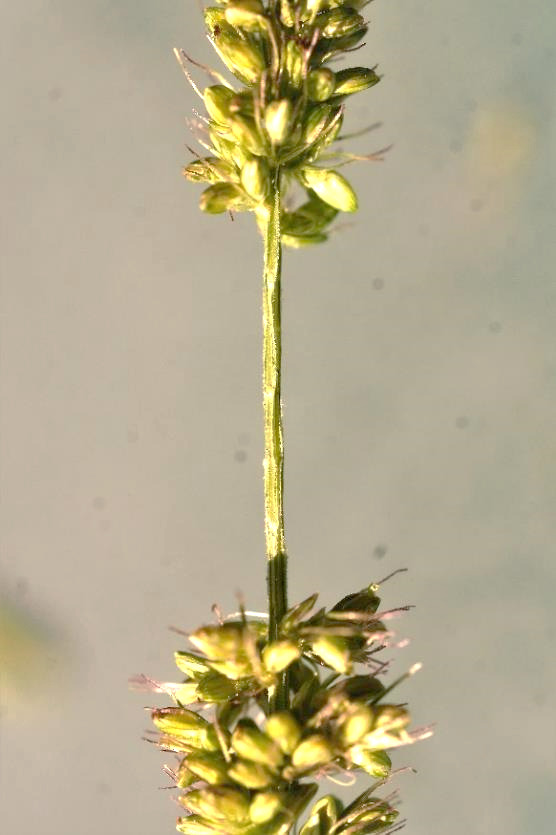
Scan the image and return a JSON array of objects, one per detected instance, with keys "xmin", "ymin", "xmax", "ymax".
[
  {"xmin": 127, "ymin": 426, "xmax": 139, "ymax": 443},
  {"xmin": 47, "ymin": 86, "xmax": 63, "ymax": 102},
  {"xmin": 467, "ymin": 102, "xmax": 537, "ymax": 180},
  {"xmin": 0, "ymin": 593, "xmax": 68, "ymax": 718}
]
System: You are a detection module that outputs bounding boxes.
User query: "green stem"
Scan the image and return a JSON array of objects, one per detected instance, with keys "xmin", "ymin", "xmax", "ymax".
[{"xmin": 262, "ymin": 172, "xmax": 288, "ymax": 712}]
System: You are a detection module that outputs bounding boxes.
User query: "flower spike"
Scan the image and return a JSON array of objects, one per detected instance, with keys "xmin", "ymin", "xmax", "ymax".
[
  {"xmin": 177, "ymin": 0, "xmax": 384, "ymax": 246},
  {"xmin": 136, "ymin": 4, "xmax": 430, "ymax": 835},
  {"xmin": 138, "ymin": 580, "xmax": 429, "ymax": 834}
]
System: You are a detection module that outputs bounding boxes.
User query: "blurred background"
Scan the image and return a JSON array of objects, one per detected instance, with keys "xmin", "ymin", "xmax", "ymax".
[{"xmin": 1, "ymin": 0, "xmax": 555, "ymax": 832}]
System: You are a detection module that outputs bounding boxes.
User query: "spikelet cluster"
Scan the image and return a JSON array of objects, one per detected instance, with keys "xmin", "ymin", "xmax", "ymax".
[
  {"xmin": 139, "ymin": 5, "xmax": 430, "ymax": 833},
  {"xmin": 182, "ymin": 0, "xmax": 382, "ymax": 246},
  {"xmin": 138, "ymin": 579, "xmax": 430, "ymax": 834}
]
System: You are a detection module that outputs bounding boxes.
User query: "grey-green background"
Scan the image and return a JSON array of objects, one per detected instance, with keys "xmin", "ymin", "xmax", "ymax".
[{"xmin": 1, "ymin": 1, "xmax": 555, "ymax": 832}]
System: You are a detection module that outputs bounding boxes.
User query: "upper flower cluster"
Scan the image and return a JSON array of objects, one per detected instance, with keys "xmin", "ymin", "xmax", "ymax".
[
  {"xmin": 140, "ymin": 578, "xmax": 430, "ymax": 834},
  {"xmin": 182, "ymin": 0, "xmax": 381, "ymax": 246}
]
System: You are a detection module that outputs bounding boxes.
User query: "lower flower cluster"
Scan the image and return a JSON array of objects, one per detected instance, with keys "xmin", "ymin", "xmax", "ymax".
[{"xmin": 139, "ymin": 578, "xmax": 430, "ymax": 835}]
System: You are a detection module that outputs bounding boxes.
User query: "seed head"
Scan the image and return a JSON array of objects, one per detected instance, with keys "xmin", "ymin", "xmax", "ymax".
[
  {"xmin": 178, "ymin": 0, "xmax": 384, "ymax": 246},
  {"xmin": 141, "ymin": 580, "xmax": 429, "ymax": 834},
  {"xmin": 138, "ymin": 12, "xmax": 429, "ymax": 835}
]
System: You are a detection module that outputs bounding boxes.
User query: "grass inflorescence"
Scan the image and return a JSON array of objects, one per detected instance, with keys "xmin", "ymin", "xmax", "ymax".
[
  {"xmin": 137, "ymin": 579, "xmax": 431, "ymax": 834},
  {"xmin": 179, "ymin": 0, "xmax": 384, "ymax": 247},
  {"xmin": 136, "ymin": 3, "xmax": 430, "ymax": 833}
]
